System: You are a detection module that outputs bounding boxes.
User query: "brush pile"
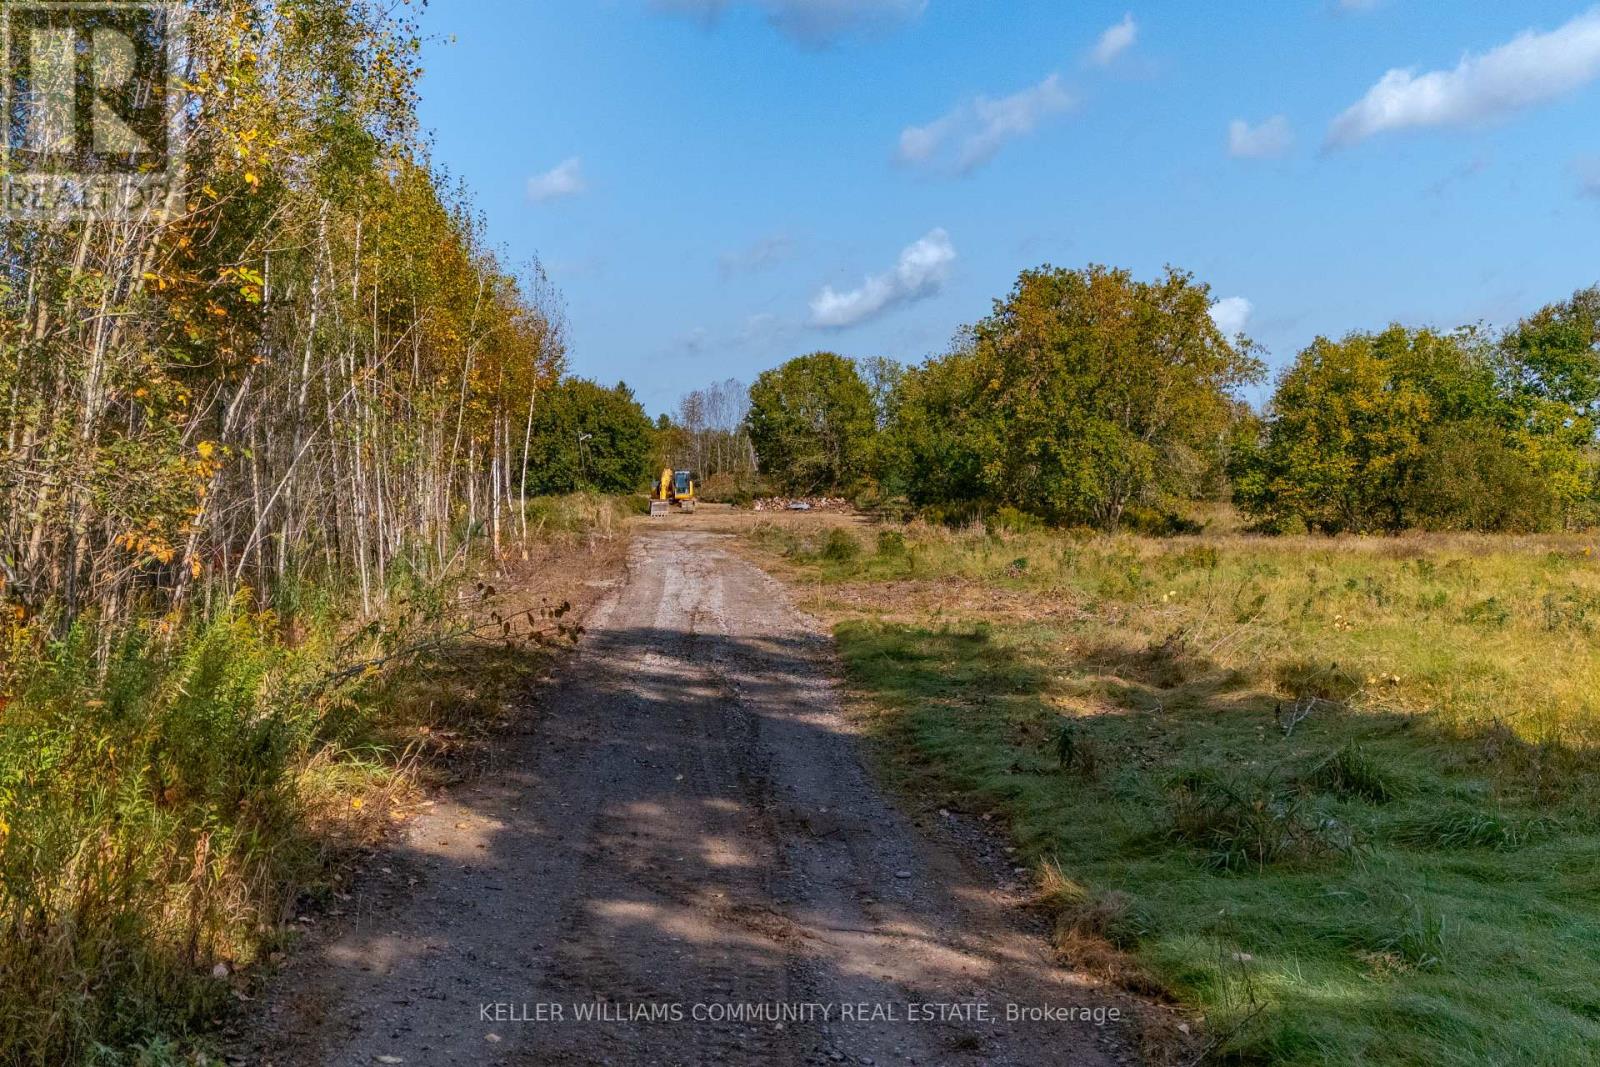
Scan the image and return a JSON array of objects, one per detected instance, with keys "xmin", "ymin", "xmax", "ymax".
[{"xmin": 750, "ymin": 496, "xmax": 852, "ymax": 512}]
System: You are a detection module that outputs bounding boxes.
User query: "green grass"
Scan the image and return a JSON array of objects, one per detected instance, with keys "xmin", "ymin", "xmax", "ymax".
[{"xmin": 750, "ymin": 520, "xmax": 1600, "ymax": 1065}]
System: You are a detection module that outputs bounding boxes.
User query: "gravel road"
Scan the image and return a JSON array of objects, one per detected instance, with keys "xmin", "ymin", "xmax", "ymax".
[{"xmin": 235, "ymin": 527, "xmax": 1137, "ymax": 1067}]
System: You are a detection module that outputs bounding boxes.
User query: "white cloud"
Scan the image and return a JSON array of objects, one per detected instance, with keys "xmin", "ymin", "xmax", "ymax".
[
  {"xmin": 1327, "ymin": 8, "xmax": 1600, "ymax": 147},
  {"xmin": 1228, "ymin": 115, "xmax": 1294, "ymax": 159},
  {"xmin": 1091, "ymin": 13, "xmax": 1138, "ymax": 66},
  {"xmin": 652, "ymin": 0, "xmax": 926, "ymax": 46},
  {"xmin": 809, "ymin": 229, "xmax": 955, "ymax": 329},
  {"xmin": 526, "ymin": 157, "xmax": 586, "ymax": 202},
  {"xmin": 1210, "ymin": 296, "xmax": 1253, "ymax": 336},
  {"xmin": 898, "ymin": 74, "xmax": 1075, "ymax": 174}
]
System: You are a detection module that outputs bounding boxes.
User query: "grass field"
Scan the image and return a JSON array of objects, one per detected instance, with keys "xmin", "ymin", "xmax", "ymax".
[{"xmin": 747, "ymin": 517, "xmax": 1600, "ymax": 1065}]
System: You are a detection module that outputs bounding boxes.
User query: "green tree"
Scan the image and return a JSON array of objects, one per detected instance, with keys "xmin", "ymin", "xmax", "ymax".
[
  {"xmin": 882, "ymin": 265, "xmax": 1263, "ymax": 526},
  {"xmin": 874, "ymin": 338, "xmax": 986, "ymax": 507},
  {"xmin": 1233, "ymin": 326, "xmax": 1556, "ymax": 532},
  {"xmin": 746, "ymin": 352, "xmax": 876, "ymax": 493},
  {"xmin": 521, "ymin": 379, "xmax": 655, "ymax": 494},
  {"xmin": 1498, "ymin": 285, "xmax": 1600, "ymax": 525},
  {"xmin": 1501, "ymin": 284, "xmax": 1600, "ymax": 417}
]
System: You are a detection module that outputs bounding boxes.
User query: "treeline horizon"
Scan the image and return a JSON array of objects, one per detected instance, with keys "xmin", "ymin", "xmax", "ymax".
[{"xmin": 666, "ymin": 267, "xmax": 1599, "ymax": 534}]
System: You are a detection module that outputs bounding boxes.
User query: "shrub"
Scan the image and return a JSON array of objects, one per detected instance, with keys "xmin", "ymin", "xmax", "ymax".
[{"xmin": 820, "ymin": 528, "xmax": 863, "ymax": 563}]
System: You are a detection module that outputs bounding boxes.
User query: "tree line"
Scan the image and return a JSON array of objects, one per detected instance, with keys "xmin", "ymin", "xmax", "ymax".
[
  {"xmin": 0, "ymin": 0, "xmax": 600, "ymax": 627},
  {"xmin": 737, "ymin": 267, "xmax": 1600, "ymax": 533}
]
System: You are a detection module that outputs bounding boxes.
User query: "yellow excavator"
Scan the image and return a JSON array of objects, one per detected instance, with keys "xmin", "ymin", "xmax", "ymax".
[{"xmin": 649, "ymin": 469, "xmax": 697, "ymax": 516}]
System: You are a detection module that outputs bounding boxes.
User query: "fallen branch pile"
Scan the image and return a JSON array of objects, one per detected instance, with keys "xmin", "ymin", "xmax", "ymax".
[{"xmin": 750, "ymin": 496, "xmax": 852, "ymax": 512}]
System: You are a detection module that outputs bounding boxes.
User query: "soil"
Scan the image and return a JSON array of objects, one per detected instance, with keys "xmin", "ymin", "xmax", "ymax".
[{"xmin": 229, "ymin": 525, "xmax": 1143, "ymax": 1067}]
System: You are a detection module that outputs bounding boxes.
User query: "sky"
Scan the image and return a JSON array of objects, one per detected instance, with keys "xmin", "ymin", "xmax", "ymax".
[{"xmin": 416, "ymin": 1, "xmax": 1600, "ymax": 415}]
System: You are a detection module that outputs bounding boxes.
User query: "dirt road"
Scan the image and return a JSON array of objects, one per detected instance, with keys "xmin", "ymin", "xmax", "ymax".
[{"xmin": 237, "ymin": 527, "xmax": 1136, "ymax": 1066}]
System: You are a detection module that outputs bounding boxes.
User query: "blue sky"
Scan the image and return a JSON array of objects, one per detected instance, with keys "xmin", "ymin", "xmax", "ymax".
[{"xmin": 417, "ymin": 1, "xmax": 1600, "ymax": 415}]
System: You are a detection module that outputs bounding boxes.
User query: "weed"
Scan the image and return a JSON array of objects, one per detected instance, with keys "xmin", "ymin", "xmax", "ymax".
[
  {"xmin": 1304, "ymin": 743, "xmax": 1400, "ymax": 803},
  {"xmin": 1165, "ymin": 768, "xmax": 1352, "ymax": 870},
  {"xmin": 875, "ymin": 529, "xmax": 907, "ymax": 557},
  {"xmin": 1275, "ymin": 658, "xmax": 1362, "ymax": 703},
  {"xmin": 0, "ymin": 495, "xmax": 616, "ymax": 1062},
  {"xmin": 1464, "ymin": 596, "xmax": 1511, "ymax": 627},
  {"xmin": 1381, "ymin": 896, "xmax": 1449, "ymax": 971},
  {"xmin": 988, "ymin": 506, "xmax": 1045, "ymax": 535},
  {"xmin": 1393, "ymin": 805, "xmax": 1553, "ymax": 851},
  {"xmin": 1055, "ymin": 722, "xmax": 1102, "ymax": 780}
]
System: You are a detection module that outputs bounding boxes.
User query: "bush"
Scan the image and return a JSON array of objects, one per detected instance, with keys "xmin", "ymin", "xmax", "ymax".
[
  {"xmin": 920, "ymin": 502, "xmax": 983, "ymax": 528},
  {"xmin": 0, "ymin": 551, "xmax": 558, "ymax": 1059},
  {"xmin": 875, "ymin": 529, "xmax": 908, "ymax": 557},
  {"xmin": 524, "ymin": 492, "xmax": 639, "ymax": 537},
  {"xmin": 0, "ymin": 605, "xmax": 324, "ymax": 1059},
  {"xmin": 820, "ymin": 528, "xmax": 863, "ymax": 563},
  {"xmin": 696, "ymin": 472, "xmax": 764, "ymax": 507}
]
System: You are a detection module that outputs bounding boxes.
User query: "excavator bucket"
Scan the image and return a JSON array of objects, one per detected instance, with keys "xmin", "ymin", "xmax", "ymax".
[{"xmin": 649, "ymin": 499, "xmax": 670, "ymax": 517}]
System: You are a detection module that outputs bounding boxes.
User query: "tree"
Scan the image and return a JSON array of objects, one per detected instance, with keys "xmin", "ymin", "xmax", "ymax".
[
  {"xmin": 746, "ymin": 353, "xmax": 876, "ymax": 493},
  {"xmin": 1501, "ymin": 284, "xmax": 1600, "ymax": 419},
  {"xmin": 1498, "ymin": 285, "xmax": 1600, "ymax": 525},
  {"xmin": 882, "ymin": 265, "xmax": 1263, "ymax": 526},
  {"xmin": 520, "ymin": 379, "xmax": 655, "ymax": 495},
  {"xmin": 670, "ymin": 378, "xmax": 755, "ymax": 478},
  {"xmin": 858, "ymin": 356, "xmax": 904, "ymax": 428},
  {"xmin": 0, "ymin": 0, "xmax": 571, "ymax": 616},
  {"xmin": 1232, "ymin": 326, "xmax": 1557, "ymax": 532}
]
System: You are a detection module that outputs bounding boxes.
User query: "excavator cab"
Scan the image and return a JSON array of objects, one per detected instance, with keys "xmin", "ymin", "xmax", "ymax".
[{"xmin": 649, "ymin": 468, "xmax": 697, "ymax": 516}]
